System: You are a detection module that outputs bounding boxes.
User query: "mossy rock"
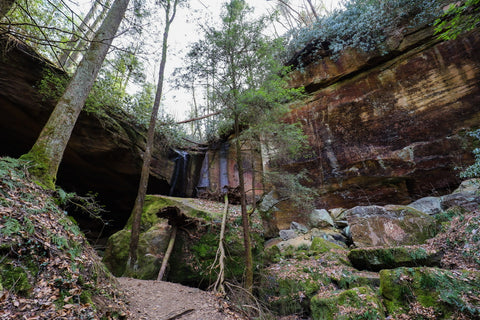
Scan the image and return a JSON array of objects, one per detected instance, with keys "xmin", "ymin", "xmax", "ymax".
[
  {"xmin": 103, "ymin": 223, "xmax": 171, "ymax": 279},
  {"xmin": 348, "ymin": 246, "xmax": 442, "ymax": 272},
  {"xmin": 259, "ymin": 265, "xmax": 332, "ymax": 316},
  {"xmin": 311, "ymin": 286, "xmax": 385, "ymax": 320},
  {"xmin": 380, "ymin": 267, "xmax": 480, "ymax": 319},
  {"xmin": 125, "ymin": 195, "xmax": 222, "ymax": 231},
  {"xmin": 168, "ymin": 224, "xmax": 249, "ymax": 287},
  {"xmin": 102, "ymin": 229, "xmax": 131, "ymax": 277},
  {"xmin": 259, "ymin": 249, "xmax": 372, "ymax": 317},
  {"xmin": 310, "ymin": 237, "xmax": 344, "ymax": 254}
]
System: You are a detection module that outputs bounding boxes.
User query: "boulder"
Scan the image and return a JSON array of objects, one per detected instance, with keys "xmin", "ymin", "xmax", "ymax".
[
  {"xmin": 290, "ymin": 221, "xmax": 309, "ymax": 233},
  {"xmin": 259, "ymin": 247, "xmax": 379, "ymax": 316},
  {"xmin": 440, "ymin": 192, "xmax": 480, "ymax": 212},
  {"xmin": 309, "ymin": 209, "xmax": 335, "ymax": 228},
  {"xmin": 310, "ymin": 286, "xmax": 385, "ymax": 320},
  {"xmin": 279, "ymin": 229, "xmax": 297, "ymax": 241},
  {"xmin": 348, "ymin": 246, "xmax": 442, "ymax": 272},
  {"xmin": 103, "ymin": 195, "xmax": 263, "ymax": 286},
  {"xmin": 345, "ymin": 205, "xmax": 437, "ymax": 247},
  {"xmin": 310, "ymin": 237, "xmax": 344, "ymax": 253},
  {"xmin": 380, "ymin": 267, "xmax": 480, "ymax": 319},
  {"xmin": 310, "ymin": 228, "xmax": 348, "ymax": 248},
  {"xmin": 452, "ymin": 179, "xmax": 480, "ymax": 194},
  {"xmin": 408, "ymin": 196, "xmax": 442, "ymax": 215}
]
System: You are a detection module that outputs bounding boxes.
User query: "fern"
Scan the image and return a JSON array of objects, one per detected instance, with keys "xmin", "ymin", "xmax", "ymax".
[{"xmin": 1, "ymin": 218, "xmax": 22, "ymax": 236}]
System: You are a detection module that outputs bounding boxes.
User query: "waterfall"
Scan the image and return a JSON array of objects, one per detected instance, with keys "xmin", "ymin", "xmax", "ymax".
[
  {"xmin": 197, "ymin": 152, "xmax": 210, "ymax": 189},
  {"xmin": 169, "ymin": 149, "xmax": 189, "ymax": 196},
  {"xmin": 219, "ymin": 142, "xmax": 229, "ymax": 192}
]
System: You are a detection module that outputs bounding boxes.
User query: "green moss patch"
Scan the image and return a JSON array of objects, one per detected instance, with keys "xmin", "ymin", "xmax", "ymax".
[
  {"xmin": 311, "ymin": 237, "xmax": 344, "ymax": 254},
  {"xmin": 311, "ymin": 286, "xmax": 385, "ymax": 320}
]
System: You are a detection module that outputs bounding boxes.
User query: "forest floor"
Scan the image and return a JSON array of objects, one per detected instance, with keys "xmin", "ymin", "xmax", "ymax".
[{"xmin": 117, "ymin": 277, "xmax": 247, "ymax": 320}]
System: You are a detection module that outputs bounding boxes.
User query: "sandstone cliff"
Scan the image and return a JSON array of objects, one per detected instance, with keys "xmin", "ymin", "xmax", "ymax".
[
  {"xmin": 284, "ymin": 26, "xmax": 480, "ymax": 210},
  {"xmin": 0, "ymin": 36, "xmax": 174, "ymax": 234}
]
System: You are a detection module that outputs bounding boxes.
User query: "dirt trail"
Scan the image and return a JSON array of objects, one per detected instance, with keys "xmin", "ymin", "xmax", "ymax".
[{"xmin": 117, "ymin": 277, "xmax": 245, "ymax": 320}]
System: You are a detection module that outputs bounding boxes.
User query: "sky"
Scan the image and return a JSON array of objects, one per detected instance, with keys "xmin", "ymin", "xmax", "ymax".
[
  {"xmin": 162, "ymin": 0, "xmax": 341, "ymax": 121},
  {"xmin": 74, "ymin": 0, "xmax": 341, "ymax": 121}
]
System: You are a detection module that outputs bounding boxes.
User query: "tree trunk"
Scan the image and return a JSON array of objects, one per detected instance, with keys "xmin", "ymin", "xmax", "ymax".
[
  {"xmin": 234, "ymin": 113, "xmax": 254, "ymax": 293},
  {"xmin": 0, "ymin": 0, "xmax": 15, "ymax": 19},
  {"xmin": 58, "ymin": 0, "xmax": 101, "ymax": 68},
  {"xmin": 64, "ymin": 0, "xmax": 111, "ymax": 70},
  {"xmin": 157, "ymin": 226, "xmax": 177, "ymax": 281},
  {"xmin": 21, "ymin": 0, "xmax": 130, "ymax": 189},
  {"xmin": 128, "ymin": 0, "xmax": 178, "ymax": 270}
]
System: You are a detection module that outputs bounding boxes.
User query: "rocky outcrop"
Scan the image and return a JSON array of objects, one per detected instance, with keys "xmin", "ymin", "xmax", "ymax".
[
  {"xmin": 283, "ymin": 26, "xmax": 480, "ymax": 210},
  {"xmin": 260, "ymin": 180, "xmax": 480, "ymax": 319},
  {"xmin": 0, "ymin": 36, "xmax": 176, "ymax": 234}
]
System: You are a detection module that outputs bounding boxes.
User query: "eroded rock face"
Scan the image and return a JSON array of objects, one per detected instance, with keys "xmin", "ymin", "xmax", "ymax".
[
  {"xmin": 284, "ymin": 27, "xmax": 480, "ymax": 209},
  {"xmin": 0, "ymin": 36, "xmax": 174, "ymax": 233}
]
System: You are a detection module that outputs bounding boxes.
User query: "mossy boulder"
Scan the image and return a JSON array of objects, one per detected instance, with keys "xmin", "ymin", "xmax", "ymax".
[
  {"xmin": 348, "ymin": 246, "xmax": 442, "ymax": 272},
  {"xmin": 380, "ymin": 267, "xmax": 480, "ymax": 319},
  {"xmin": 310, "ymin": 286, "xmax": 385, "ymax": 320},
  {"xmin": 311, "ymin": 237, "xmax": 344, "ymax": 254},
  {"xmin": 125, "ymin": 195, "xmax": 222, "ymax": 231},
  {"xmin": 345, "ymin": 205, "xmax": 437, "ymax": 247},
  {"xmin": 104, "ymin": 195, "xmax": 221, "ymax": 279},
  {"xmin": 103, "ymin": 195, "xmax": 263, "ymax": 287},
  {"xmin": 259, "ymin": 248, "xmax": 379, "ymax": 316},
  {"xmin": 103, "ymin": 222, "xmax": 171, "ymax": 279},
  {"xmin": 167, "ymin": 224, "xmax": 251, "ymax": 287}
]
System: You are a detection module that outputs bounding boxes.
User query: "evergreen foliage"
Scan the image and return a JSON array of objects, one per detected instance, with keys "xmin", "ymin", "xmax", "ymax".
[{"xmin": 460, "ymin": 129, "xmax": 480, "ymax": 179}]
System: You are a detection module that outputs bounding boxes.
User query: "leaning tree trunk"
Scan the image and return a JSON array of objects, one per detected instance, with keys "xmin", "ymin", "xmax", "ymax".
[
  {"xmin": 21, "ymin": 0, "xmax": 130, "ymax": 189},
  {"xmin": 127, "ymin": 0, "xmax": 178, "ymax": 271}
]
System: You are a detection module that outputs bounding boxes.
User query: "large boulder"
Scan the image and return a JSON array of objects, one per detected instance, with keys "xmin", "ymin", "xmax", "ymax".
[
  {"xmin": 345, "ymin": 205, "xmax": 437, "ymax": 247},
  {"xmin": 408, "ymin": 196, "xmax": 442, "ymax": 215},
  {"xmin": 440, "ymin": 180, "xmax": 480, "ymax": 212},
  {"xmin": 348, "ymin": 246, "xmax": 442, "ymax": 272},
  {"xmin": 103, "ymin": 195, "xmax": 263, "ymax": 287},
  {"xmin": 260, "ymin": 247, "xmax": 379, "ymax": 316},
  {"xmin": 309, "ymin": 209, "xmax": 335, "ymax": 228}
]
